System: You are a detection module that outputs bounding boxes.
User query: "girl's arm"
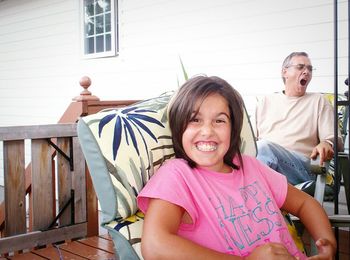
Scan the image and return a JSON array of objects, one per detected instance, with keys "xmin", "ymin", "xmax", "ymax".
[
  {"xmin": 281, "ymin": 184, "xmax": 337, "ymax": 259},
  {"xmin": 142, "ymin": 198, "xmax": 296, "ymax": 260},
  {"xmin": 141, "ymin": 198, "xmax": 240, "ymax": 260}
]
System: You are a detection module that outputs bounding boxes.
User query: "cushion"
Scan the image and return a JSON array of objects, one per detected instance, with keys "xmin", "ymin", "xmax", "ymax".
[
  {"xmin": 81, "ymin": 92, "xmax": 175, "ymax": 220},
  {"xmin": 282, "ymin": 211, "xmax": 306, "ymax": 254},
  {"xmin": 321, "ymin": 93, "xmax": 347, "ymax": 192},
  {"xmin": 323, "ymin": 93, "xmax": 347, "ymax": 139},
  {"xmin": 105, "ymin": 211, "xmax": 144, "ymax": 259}
]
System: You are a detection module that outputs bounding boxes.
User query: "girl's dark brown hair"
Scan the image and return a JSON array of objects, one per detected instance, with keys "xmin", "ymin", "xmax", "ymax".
[{"xmin": 169, "ymin": 75, "xmax": 244, "ymax": 169}]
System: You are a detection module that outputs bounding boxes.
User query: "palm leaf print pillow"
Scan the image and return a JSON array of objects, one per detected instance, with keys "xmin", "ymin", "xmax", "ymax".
[{"xmin": 82, "ymin": 92, "xmax": 175, "ymax": 220}]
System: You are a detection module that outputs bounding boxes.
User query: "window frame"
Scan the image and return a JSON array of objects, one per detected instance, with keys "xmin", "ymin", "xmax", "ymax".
[{"xmin": 80, "ymin": 0, "xmax": 118, "ymax": 59}]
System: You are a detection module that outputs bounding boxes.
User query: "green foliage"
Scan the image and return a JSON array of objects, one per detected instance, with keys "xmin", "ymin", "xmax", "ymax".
[
  {"xmin": 179, "ymin": 56, "xmax": 188, "ymax": 81},
  {"xmin": 177, "ymin": 56, "xmax": 189, "ymax": 87}
]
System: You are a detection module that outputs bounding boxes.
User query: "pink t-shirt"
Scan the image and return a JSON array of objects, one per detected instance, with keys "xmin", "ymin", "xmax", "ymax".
[{"xmin": 137, "ymin": 155, "xmax": 306, "ymax": 259}]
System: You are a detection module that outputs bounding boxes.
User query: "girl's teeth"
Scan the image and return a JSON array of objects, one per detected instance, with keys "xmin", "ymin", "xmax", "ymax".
[{"xmin": 196, "ymin": 143, "xmax": 217, "ymax": 151}]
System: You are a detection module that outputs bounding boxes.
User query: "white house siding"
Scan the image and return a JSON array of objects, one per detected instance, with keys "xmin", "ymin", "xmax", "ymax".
[{"xmin": 0, "ymin": 0, "xmax": 348, "ymax": 185}]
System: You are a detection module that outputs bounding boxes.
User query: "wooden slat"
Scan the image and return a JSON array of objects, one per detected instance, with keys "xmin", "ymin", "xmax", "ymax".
[
  {"xmin": 337, "ymin": 228, "xmax": 350, "ymax": 255},
  {"xmin": 9, "ymin": 252, "xmax": 47, "ymax": 259},
  {"xmin": 31, "ymin": 139, "xmax": 54, "ymax": 231},
  {"xmin": 72, "ymin": 137, "xmax": 86, "ymax": 224},
  {"xmin": 98, "ymin": 234, "xmax": 112, "ymax": 240},
  {"xmin": 58, "ymin": 241, "xmax": 115, "ymax": 259},
  {"xmin": 85, "ymin": 169, "xmax": 98, "ymax": 237},
  {"xmin": 83, "ymin": 100, "xmax": 139, "ymax": 115},
  {"xmin": 3, "ymin": 140, "xmax": 26, "ymax": 236},
  {"xmin": 0, "ymin": 124, "xmax": 77, "ymax": 141},
  {"xmin": 77, "ymin": 236, "xmax": 115, "ymax": 253},
  {"xmin": 57, "ymin": 137, "xmax": 72, "ymax": 226},
  {"xmin": 0, "ymin": 223, "xmax": 87, "ymax": 254},
  {"xmin": 58, "ymin": 100, "xmax": 139, "ymax": 123}
]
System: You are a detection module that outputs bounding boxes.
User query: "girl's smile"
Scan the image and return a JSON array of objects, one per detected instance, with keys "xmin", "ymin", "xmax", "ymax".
[{"xmin": 195, "ymin": 141, "xmax": 217, "ymax": 152}]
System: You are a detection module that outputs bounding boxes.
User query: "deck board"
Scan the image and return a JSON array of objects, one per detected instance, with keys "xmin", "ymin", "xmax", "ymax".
[
  {"xmin": 9, "ymin": 252, "xmax": 47, "ymax": 259},
  {"xmin": 6, "ymin": 235, "xmax": 116, "ymax": 260},
  {"xmin": 77, "ymin": 236, "xmax": 115, "ymax": 254},
  {"xmin": 58, "ymin": 241, "xmax": 115, "ymax": 259},
  {"xmin": 31, "ymin": 246, "xmax": 88, "ymax": 260}
]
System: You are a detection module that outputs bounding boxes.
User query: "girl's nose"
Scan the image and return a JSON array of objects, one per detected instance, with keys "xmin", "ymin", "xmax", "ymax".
[{"xmin": 200, "ymin": 122, "xmax": 214, "ymax": 135}]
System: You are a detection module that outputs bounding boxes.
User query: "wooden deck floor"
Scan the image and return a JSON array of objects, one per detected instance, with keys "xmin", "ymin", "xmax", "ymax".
[
  {"xmin": 5, "ymin": 234, "xmax": 116, "ymax": 260},
  {"xmin": 2, "ymin": 229, "xmax": 349, "ymax": 260}
]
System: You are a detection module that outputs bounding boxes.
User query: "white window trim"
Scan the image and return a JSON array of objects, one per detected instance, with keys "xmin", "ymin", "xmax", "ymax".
[{"xmin": 80, "ymin": 0, "xmax": 118, "ymax": 59}]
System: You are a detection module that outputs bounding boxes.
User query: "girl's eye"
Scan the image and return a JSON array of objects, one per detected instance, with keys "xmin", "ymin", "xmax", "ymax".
[
  {"xmin": 216, "ymin": 119, "xmax": 226, "ymax": 123},
  {"xmin": 189, "ymin": 118, "xmax": 199, "ymax": 123}
]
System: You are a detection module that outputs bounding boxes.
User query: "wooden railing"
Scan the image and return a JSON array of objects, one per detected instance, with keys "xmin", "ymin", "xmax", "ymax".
[
  {"xmin": 0, "ymin": 76, "xmax": 138, "ymax": 255},
  {"xmin": 0, "ymin": 123, "xmax": 86, "ymax": 254}
]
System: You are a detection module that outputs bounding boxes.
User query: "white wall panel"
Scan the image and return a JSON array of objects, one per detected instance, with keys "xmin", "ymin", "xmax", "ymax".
[{"xmin": 0, "ymin": 0, "xmax": 348, "ymax": 185}]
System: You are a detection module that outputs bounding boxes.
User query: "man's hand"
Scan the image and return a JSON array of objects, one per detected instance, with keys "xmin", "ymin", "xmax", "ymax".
[{"xmin": 310, "ymin": 141, "xmax": 334, "ymax": 165}]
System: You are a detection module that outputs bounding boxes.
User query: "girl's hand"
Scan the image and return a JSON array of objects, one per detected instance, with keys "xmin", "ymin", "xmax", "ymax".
[
  {"xmin": 246, "ymin": 242, "xmax": 297, "ymax": 260},
  {"xmin": 307, "ymin": 238, "xmax": 336, "ymax": 260}
]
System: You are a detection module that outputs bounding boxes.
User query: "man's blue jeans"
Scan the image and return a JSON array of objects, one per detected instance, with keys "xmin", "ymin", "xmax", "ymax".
[{"xmin": 256, "ymin": 140, "xmax": 315, "ymax": 185}]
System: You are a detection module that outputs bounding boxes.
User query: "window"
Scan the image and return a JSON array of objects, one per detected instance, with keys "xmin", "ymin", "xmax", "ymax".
[{"xmin": 82, "ymin": 0, "xmax": 118, "ymax": 58}]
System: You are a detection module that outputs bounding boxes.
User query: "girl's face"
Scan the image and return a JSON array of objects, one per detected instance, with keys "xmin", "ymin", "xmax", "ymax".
[{"xmin": 182, "ymin": 93, "xmax": 232, "ymax": 173}]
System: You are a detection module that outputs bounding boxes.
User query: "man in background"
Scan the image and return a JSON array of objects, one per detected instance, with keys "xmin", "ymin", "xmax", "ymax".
[{"xmin": 254, "ymin": 51, "xmax": 343, "ymax": 188}]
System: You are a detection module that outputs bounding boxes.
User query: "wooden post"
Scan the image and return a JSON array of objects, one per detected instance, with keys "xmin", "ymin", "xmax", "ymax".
[
  {"xmin": 73, "ymin": 76, "xmax": 100, "ymax": 102},
  {"xmin": 59, "ymin": 76, "xmax": 100, "ymax": 123},
  {"xmin": 72, "ymin": 76, "xmax": 99, "ymax": 236}
]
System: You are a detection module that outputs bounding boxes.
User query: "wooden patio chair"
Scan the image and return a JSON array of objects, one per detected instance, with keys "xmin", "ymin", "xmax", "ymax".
[
  {"xmin": 291, "ymin": 92, "xmax": 350, "ymax": 256},
  {"xmin": 320, "ymin": 92, "xmax": 349, "ymax": 213},
  {"xmin": 77, "ymin": 91, "xmax": 336, "ymax": 259}
]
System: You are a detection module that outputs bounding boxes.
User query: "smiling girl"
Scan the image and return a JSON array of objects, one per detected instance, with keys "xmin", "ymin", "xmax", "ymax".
[{"xmin": 137, "ymin": 75, "xmax": 336, "ymax": 260}]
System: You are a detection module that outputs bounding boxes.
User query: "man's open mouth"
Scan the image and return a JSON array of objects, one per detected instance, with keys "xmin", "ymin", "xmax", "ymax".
[{"xmin": 300, "ymin": 79, "xmax": 307, "ymax": 86}]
